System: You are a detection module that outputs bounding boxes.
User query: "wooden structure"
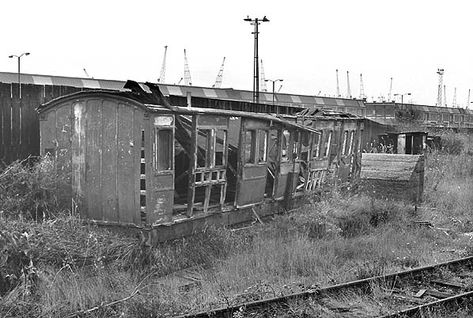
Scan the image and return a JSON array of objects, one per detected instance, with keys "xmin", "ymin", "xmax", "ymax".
[
  {"xmin": 359, "ymin": 153, "xmax": 425, "ymax": 205},
  {"xmin": 37, "ymin": 81, "xmax": 365, "ymax": 241},
  {"xmin": 378, "ymin": 131, "xmax": 427, "ymax": 154},
  {"xmin": 292, "ymin": 108, "xmax": 364, "ymax": 189}
]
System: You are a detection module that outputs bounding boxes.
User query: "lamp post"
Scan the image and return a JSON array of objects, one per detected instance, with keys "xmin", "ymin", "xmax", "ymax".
[
  {"xmin": 394, "ymin": 92, "xmax": 411, "ymax": 104},
  {"xmin": 244, "ymin": 15, "xmax": 269, "ymax": 104},
  {"xmin": 8, "ymin": 52, "xmax": 30, "ymax": 99},
  {"xmin": 265, "ymin": 78, "xmax": 283, "ymax": 113}
]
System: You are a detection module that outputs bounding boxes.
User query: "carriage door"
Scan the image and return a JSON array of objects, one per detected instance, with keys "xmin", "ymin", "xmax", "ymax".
[
  {"xmin": 273, "ymin": 128, "xmax": 296, "ymax": 200},
  {"xmin": 148, "ymin": 115, "xmax": 175, "ymax": 225},
  {"xmin": 304, "ymin": 130, "xmax": 326, "ymax": 192},
  {"xmin": 187, "ymin": 115, "xmax": 229, "ymax": 216},
  {"xmin": 236, "ymin": 118, "xmax": 269, "ymax": 207}
]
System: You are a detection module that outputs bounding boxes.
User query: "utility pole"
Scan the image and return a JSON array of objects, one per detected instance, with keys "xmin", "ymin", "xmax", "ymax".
[{"xmin": 244, "ymin": 15, "xmax": 269, "ymax": 104}]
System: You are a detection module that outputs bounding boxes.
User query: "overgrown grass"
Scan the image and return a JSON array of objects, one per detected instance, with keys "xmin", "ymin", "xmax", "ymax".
[{"xmin": 1, "ymin": 132, "xmax": 472, "ymax": 317}]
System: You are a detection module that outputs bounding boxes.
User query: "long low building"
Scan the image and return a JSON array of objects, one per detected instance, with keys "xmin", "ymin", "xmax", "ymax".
[
  {"xmin": 1, "ymin": 71, "xmax": 471, "ymax": 165},
  {"xmin": 0, "ymin": 71, "xmax": 366, "ymax": 113}
]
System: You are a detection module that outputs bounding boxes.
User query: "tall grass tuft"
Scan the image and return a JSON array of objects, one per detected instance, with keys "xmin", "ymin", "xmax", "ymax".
[{"xmin": 0, "ymin": 156, "xmax": 68, "ymax": 220}]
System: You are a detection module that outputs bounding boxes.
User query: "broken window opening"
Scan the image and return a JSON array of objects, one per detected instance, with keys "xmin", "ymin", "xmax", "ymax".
[
  {"xmin": 323, "ymin": 131, "xmax": 332, "ymax": 157},
  {"xmin": 292, "ymin": 131, "xmax": 301, "ymax": 160},
  {"xmin": 154, "ymin": 128, "xmax": 173, "ymax": 171},
  {"xmin": 197, "ymin": 129, "xmax": 211, "ymax": 168},
  {"xmin": 300, "ymin": 131, "xmax": 310, "ymax": 162},
  {"xmin": 342, "ymin": 131, "xmax": 349, "ymax": 155},
  {"xmin": 258, "ymin": 130, "xmax": 268, "ymax": 163},
  {"xmin": 265, "ymin": 129, "xmax": 279, "ymax": 197},
  {"xmin": 244, "ymin": 130, "xmax": 257, "ymax": 164},
  {"xmin": 348, "ymin": 130, "xmax": 355, "ymax": 155},
  {"xmin": 281, "ymin": 130, "xmax": 290, "ymax": 162},
  {"xmin": 312, "ymin": 132, "xmax": 321, "ymax": 159},
  {"xmin": 215, "ymin": 129, "xmax": 227, "ymax": 166}
]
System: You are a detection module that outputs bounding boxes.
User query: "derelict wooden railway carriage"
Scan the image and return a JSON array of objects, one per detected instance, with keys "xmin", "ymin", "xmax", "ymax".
[{"xmin": 37, "ymin": 81, "xmax": 363, "ymax": 242}]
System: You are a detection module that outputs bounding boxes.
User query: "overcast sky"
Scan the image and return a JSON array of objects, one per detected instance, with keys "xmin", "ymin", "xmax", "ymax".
[{"xmin": 1, "ymin": 0, "xmax": 472, "ymax": 106}]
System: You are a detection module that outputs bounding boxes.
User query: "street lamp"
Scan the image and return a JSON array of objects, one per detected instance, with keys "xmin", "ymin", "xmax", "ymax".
[
  {"xmin": 265, "ymin": 78, "xmax": 283, "ymax": 113},
  {"xmin": 244, "ymin": 15, "xmax": 269, "ymax": 104},
  {"xmin": 8, "ymin": 52, "xmax": 30, "ymax": 99},
  {"xmin": 394, "ymin": 92, "xmax": 411, "ymax": 104}
]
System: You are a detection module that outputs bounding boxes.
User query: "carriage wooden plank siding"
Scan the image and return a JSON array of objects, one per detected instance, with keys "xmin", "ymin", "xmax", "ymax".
[
  {"xmin": 38, "ymin": 93, "xmax": 166, "ymax": 225},
  {"xmin": 37, "ymin": 82, "xmax": 365, "ymax": 242},
  {"xmin": 360, "ymin": 153, "xmax": 425, "ymax": 204}
]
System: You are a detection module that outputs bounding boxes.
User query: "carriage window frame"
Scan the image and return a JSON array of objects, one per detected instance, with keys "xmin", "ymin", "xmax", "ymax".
[
  {"xmin": 348, "ymin": 130, "xmax": 355, "ymax": 155},
  {"xmin": 312, "ymin": 132, "xmax": 322, "ymax": 159},
  {"xmin": 258, "ymin": 130, "xmax": 268, "ymax": 163},
  {"xmin": 153, "ymin": 128, "xmax": 173, "ymax": 171},
  {"xmin": 342, "ymin": 131, "xmax": 349, "ymax": 155},
  {"xmin": 323, "ymin": 130, "xmax": 332, "ymax": 158},
  {"xmin": 281, "ymin": 129, "xmax": 291, "ymax": 162},
  {"xmin": 244, "ymin": 130, "xmax": 257, "ymax": 164}
]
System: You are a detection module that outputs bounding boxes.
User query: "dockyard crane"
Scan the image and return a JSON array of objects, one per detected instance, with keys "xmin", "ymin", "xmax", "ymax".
[
  {"xmin": 83, "ymin": 68, "xmax": 93, "ymax": 79},
  {"xmin": 453, "ymin": 87, "xmax": 457, "ymax": 107},
  {"xmin": 436, "ymin": 68, "xmax": 444, "ymax": 106},
  {"xmin": 359, "ymin": 73, "xmax": 365, "ymax": 99},
  {"xmin": 183, "ymin": 49, "xmax": 192, "ymax": 86},
  {"xmin": 212, "ymin": 57, "xmax": 226, "ymax": 88},
  {"xmin": 260, "ymin": 59, "xmax": 268, "ymax": 92},
  {"xmin": 388, "ymin": 77, "xmax": 393, "ymax": 101},
  {"xmin": 336, "ymin": 69, "xmax": 340, "ymax": 97},
  {"xmin": 346, "ymin": 71, "xmax": 352, "ymax": 98},
  {"xmin": 444, "ymin": 85, "xmax": 447, "ymax": 107},
  {"xmin": 158, "ymin": 45, "xmax": 168, "ymax": 83},
  {"xmin": 467, "ymin": 89, "xmax": 470, "ymax": 109}
]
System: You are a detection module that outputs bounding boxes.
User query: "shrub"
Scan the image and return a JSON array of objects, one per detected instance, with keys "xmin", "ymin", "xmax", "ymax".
[
  {"xmin": 0, "ymin": 156, "xmax": 68, "ymax": 220},
  {"xmin": 439, "ymin": 132, "xmax": 465, "ymax": 155}
]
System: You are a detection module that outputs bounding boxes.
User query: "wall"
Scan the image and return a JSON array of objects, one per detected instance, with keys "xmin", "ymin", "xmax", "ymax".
[{"xmin": 0, "ymin": 83, "xmax": 83, "ymax": 166}]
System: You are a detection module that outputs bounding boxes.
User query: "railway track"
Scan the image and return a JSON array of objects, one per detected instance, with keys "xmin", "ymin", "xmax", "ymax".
[{"xmin": 176, "ymin": 255, "xmax": 473, "ymax": 318}]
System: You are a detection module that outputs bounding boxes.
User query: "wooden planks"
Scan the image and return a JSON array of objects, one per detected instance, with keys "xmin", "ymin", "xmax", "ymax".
[
  {"xmin": 55, "ymin": 102, "xmax": 73, "ymax": 204},
  {"xmin": 72, "ymin": 101, "xmax": 86, "ymax": 203},
  {"xmin": 133, "ymin": 109, "xmax": 144, "ymax": 225},
  {"xmin": 361, "ymin": 153, "xmax": 424, "ymax": 181},
  {"xmin": 360, "ymin": 153, "xmax": 425, "ymax": 204},
  {"xmin": 85, "ymin": 99, "xmax": 103, "ymax": 220},
  {"xmin": 101, "ymin": 100, "xmax": 119, "ymax": 222},
  {"xmin": 117, "ymin": 103, "xmax": 135, "ymax": 223}
]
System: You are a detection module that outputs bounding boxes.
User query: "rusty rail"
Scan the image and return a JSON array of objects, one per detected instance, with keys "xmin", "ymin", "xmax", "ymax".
[{"xmin": 176, "ymin": 255, "xmax": 473, "ymax": 318}]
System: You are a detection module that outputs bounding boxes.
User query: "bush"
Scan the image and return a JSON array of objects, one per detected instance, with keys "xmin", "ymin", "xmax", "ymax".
[
  {"xmin": 0, "ymin": 156, "xmax": 68, "ymax": 220},
  {"xmin": 434, "ymin": 131, "xmax": 472, "ymax": 155}
]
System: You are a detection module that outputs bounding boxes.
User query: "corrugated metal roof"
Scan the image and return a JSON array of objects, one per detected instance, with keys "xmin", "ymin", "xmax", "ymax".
[{"xmin": 0, "ymin": 71, "xmax": 386, "ymax": 110}]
